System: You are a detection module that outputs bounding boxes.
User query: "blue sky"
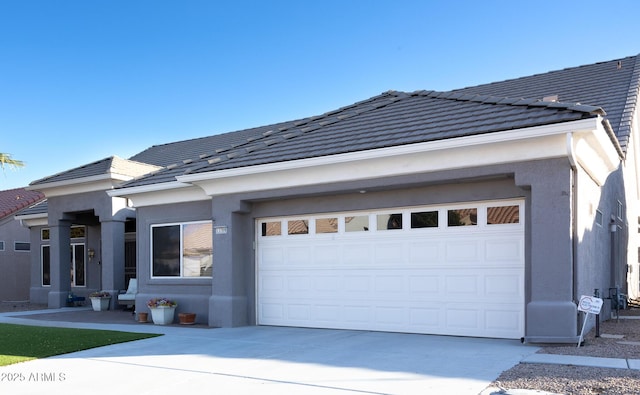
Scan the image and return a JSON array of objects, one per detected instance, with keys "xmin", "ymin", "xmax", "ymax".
[{"xmin": 1, "ymin": 0, "xmax": 639, "ymax": 190}]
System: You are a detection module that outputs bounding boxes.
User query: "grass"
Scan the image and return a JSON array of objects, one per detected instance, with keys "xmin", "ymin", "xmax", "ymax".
[{"xmin": 0, "ymin": 324, "xmax": 161, "ymax": 366}]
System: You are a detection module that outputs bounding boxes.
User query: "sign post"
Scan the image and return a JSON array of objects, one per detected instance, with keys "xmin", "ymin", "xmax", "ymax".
[{"xmin": 577, "ymin": 295, "xmax": 604, "ymax": 348}]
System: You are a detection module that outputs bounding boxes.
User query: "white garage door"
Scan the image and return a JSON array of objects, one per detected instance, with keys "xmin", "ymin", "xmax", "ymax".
[{"xmin": 257, "ymin": 200, "xmax": 524, "ymax": 339}]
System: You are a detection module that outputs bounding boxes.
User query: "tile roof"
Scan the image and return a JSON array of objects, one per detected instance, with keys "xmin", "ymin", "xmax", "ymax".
[
  {"xmin": 129, "ymin": 119, "xmax": 310, "ymax": 167},
  {"xmin": 119, "ymin": 89, "xmax": 605, "ymax": 188},
  {"xmin": 452, "ymin": 55, "xmax": 640, "ymax": 151},
  {"xmin": 34, "ymin": 54, "xmax": 639, "ymax": 191},
  {"xmin": 0, "ymin": 188, "xmax": 45, "ymax": 220},
  {"xmin": 29, "ymin": 156, "xmax": 162, "ymax": 187}
]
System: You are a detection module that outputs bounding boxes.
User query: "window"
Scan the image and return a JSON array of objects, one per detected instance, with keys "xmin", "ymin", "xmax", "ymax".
[
  {"xmin": 448, "ymin": 208, "xmax": 477, "ymax": 226},
  {"xmin": 345, "ymin": 215, "xmax": 369, "ymax": 232},
  {"xmin": 261, "ymin": 221, "xmax": 281, "ymax": 236},
  {"xmin": 377, "ymin": 213, "xmax": 402, "ymax": 230},
  {"xmin": 487, "ymin": 205, "xmax": 519, "ymax": 225},
  {"xmin": 42, "ymin": 226, "xmax": 85, "ymax": 241},
  {"xmin": 40, "ymin": 244, "xmax": 85, "ymax": 286},
  {"xmin": 288, "ymin": 220, "xmax": 309, "ymax": 235},
  {"xmin": 617, "ymin": 201, "xmax": 623, "ymax": 219},
  {"xmin": 71, "ymin": 243, "xmax": 85, "ymax": 286},
  {"xmin": 0, "ymin": 241, "xmax": 4, "ymax": 251},
  {"xmin": 14, "ymin": 242, "xmax": 30, "ymax": 251},
  {"xmin": 316, "ymin": 218, "xmax": 338, "ymax": 234},
  {"xmin": 42, "ymin": 245, "xmax": 50, "ymax": 286},
  {"xmin": 596, "ymin": 210, "xmax": 604, "ymax": 227},
  {"xmin": 411, "ymin": 211, "xmax": 438, "ymax": 228},
  {"xmin": 151, "ymin": 221, "xmax": 213, "ymax": 278}
]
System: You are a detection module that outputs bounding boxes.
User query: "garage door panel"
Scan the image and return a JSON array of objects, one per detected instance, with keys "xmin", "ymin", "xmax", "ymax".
[
  {"xmin": 375, "ymin": 242, "xmax": 405, "ymax": 264},
  {"xmin": 408, "ymin": 241, "xmax": 441, "ymax": 264},
  {"xmin": 258, "ymin": 200, "xmax": 524, "ymax": 339},
  {"xmin": 445, "ymin": 240, "xmax": 480, "ymax": 262},
  {"xmin": 261, "ymin": 247, "xmax": 285, "ymax": 266},
  {"xmin": 286, "ymin": 245, "xmax": 312, "ymax": 265},
  {"xmin": 484, "ymin": 273, "xmax": 524, "ymax": 298},
  {"xmin": 485, "ymin": 238, "xmax": 523, "ymax": 261},
  {"xmin": 342, "ymin": 243, "xmax": 372, "ymax": 265},
  {"xmin": 408, "ymin": 275, "xmax": 440, "ymax": 294}
]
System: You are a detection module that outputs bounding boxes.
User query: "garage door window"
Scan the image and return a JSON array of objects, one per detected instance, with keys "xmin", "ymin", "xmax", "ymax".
[
  {"xmin": 262, "ymin": 221, "xmax": 282, "ymax": 236},
  {"xmin": 316, "ymin": 218, "xmax": 338, "ymax": 233},
  {"xmin": 345, "ymin": 216, "xmax": 369, "ymax": 232},
  {"xmin": 448, "ymin": 208, "xmax": 477, "ymax": 226},
  {"xmin": 288, "ymin": 220, "xmax": 309, "ymax": 235},
  {"xmin": 377, "ymin": 213, "xmax": 402, "ymax": 230},
  {"xmin": 487, "ymin": 205, "xmax": 519, "ymax": 224},
  {"xmin": 411, "ymin": 211, "xmax": 438, "ymax": 228}
]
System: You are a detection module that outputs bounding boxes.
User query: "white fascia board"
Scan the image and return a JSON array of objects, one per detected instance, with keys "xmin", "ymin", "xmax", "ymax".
[
  {"xmin": 15, "ymin": 213, "xmax": 48, "ymax": 227},
  {"xmin": 108, "ymin": 183, "xmax": 210, "ymax": 207},
  {"xmin": 27, "ymin": 173, "xmax": 133, "ymax": 197},
  {"xmin": 571, "ymin": 121, "xmax": 622, "ymax": 185},
  {"xmin": 178, "ymin": 118, "xmax": 607, "ymax": 196}
]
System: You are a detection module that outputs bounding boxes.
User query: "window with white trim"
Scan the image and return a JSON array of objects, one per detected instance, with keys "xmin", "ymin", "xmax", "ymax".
[
  {"xmin": 151, "ymin": 221, "xmax": 213, "ymax": 278},
  {"xmin": 71, "ymin": 243, "xmax": 85, "ymax": 287},
  {"xmin": 42, "ymin": 245, "xmax": 50, "ymax": 286},
  {"xmin": 14, "ymin": 242, "xmax": 30, "ymax": 251}
]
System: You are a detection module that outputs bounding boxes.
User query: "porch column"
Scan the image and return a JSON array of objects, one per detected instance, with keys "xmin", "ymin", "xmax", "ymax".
[
  {"xmin": 100, "ymin": 219, "xmax": 126, "ymax": 308},
  {"xmin": 48, "ymin": 220, "xmax": 71, "ymax": 308},
  {"xmin": 209, "ymin": 196, "xmax": 251, "ymax": 327}
]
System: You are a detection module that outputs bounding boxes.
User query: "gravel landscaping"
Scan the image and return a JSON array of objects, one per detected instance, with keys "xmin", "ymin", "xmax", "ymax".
[{"xmin": 487, "ymin": 308, "xmax": 640, "ymax": 395}]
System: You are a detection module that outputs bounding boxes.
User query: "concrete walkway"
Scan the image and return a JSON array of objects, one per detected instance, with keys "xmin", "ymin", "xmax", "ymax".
[{"xmin": 0, "ymin": 308, "xmax": 637, "ymax": 395}]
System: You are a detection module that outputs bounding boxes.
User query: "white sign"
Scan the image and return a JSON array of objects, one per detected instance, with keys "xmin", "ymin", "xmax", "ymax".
[{"xmin": 578, "ymin": 295, "xmax": 603, "ymax": 314}]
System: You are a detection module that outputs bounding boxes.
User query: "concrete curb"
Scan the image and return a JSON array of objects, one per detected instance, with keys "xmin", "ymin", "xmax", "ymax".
[{"xmin": 523, "ymin": 353, "xmax": 638, "ymax": 370}]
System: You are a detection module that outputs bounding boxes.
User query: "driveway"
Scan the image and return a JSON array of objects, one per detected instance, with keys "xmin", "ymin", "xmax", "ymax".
[{"xmin": 0, "ymin": 312, "xmax": 538, "ymax": 394}]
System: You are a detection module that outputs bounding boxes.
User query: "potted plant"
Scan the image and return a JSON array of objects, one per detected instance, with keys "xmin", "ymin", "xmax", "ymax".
[
  {"xmin": 147, "ymin": 297, "xmax": 177, "ymax": 325},
  {"xmin": 89, "ymin": 291, "xmax": 111, "ymax": 311}
]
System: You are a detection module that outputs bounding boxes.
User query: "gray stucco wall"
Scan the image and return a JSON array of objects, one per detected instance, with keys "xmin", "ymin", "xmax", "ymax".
[
  {"xmin": 135, "ymin": 200, "xmax": 213, "ymax": 325},
  {"xmin": 0, "ymin": 216, "xmax": 32, "ymax": 301},
  {"xmin": 135, "ymin": 156, "xmax": 621, "ymax": 341},
  {"xmin": 28, "ymin": 190, "xmax": 134, "ymax": 307}
]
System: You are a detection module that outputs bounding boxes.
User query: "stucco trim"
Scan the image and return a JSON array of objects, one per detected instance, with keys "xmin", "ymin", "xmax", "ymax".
[
  {"xmin": 27, "ymin": 173, "xmax": 134, "ymax": 197},
  {"xmin": 109, "ymin": 184, "xmax": 210, "ymax": 207}
]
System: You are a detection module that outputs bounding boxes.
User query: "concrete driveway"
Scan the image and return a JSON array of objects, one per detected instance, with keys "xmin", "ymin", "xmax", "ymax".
[{"xmin": 0, "ymin": 312, "xmax": 538, "ymax": 395}]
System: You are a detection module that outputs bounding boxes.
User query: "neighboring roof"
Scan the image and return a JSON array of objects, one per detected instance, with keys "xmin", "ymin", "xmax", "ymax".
[
  {"xmin": 29, "ymin": 156, "xmax": 162, "ymax": 187},
  {"xmin": 120, "ymin": 89, "xmax": 605, "ymax": 188},
  {"xmin": 0, "ymin": 188, "xmax": 45, "ymax": 220},
  {"xmin": 13, "ymin": 198, "xmax": 48, "ymax": 218},
  {"xmin": 452, "ymin": 55, "xmax": 640, "ymax": 152}
]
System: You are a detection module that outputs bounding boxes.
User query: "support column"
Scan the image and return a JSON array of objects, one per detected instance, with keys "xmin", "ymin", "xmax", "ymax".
[
  {"xmin": 209, "ymin": 196, "xmax": 251, "ymax": 327},
  {"xmin": 516, "ymin": 160, "xmax": 578, "ymax": 343},
  {"xmin": 100, "ymin": 220, "xmax": 126, "ymax": 309},
  {"xmin": 48, "ymin": 220, "xmax": 71, "ymax": 308}
]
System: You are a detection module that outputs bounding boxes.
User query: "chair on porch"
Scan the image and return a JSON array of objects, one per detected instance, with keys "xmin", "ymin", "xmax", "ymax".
[{"xmin": 117, "ymin": 278, "xmax": 137, "ymax": 311}]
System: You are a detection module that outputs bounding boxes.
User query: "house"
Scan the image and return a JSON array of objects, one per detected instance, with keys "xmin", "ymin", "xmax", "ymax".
[
  {"xmin": 19, "ymin": 54, "xmax": 640, "ymax": 343},
  {"xmin": 0, "ymin": 188, "xmax": 45, "ymax": 301}
]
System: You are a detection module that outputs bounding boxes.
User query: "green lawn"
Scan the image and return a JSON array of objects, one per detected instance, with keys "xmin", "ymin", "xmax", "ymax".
[{"xmin": 0, "ymin": 324, "xmax": 161, "ymax": 366}]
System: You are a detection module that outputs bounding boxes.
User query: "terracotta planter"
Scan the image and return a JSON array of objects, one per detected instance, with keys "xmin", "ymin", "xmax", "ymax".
[
  {"xmin": 138, "ymin": 312, "xmax": 148, "ymax": 323},
  {"xmin": 90, "ymin": 297, "xmax": 111, "ymax": 311},
  {"xmin": 150, "ymin": 306, "xmax": 176, "ymax": 325},
  {"xmin": 179, "ymin": 313, "xmax": 196, "ymax": 325}
]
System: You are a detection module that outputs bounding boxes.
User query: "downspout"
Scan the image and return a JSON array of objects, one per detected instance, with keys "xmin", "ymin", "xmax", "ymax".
[{"xmin": 566, "ymin": 133, "xmax": 579, "ymax": 319}]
